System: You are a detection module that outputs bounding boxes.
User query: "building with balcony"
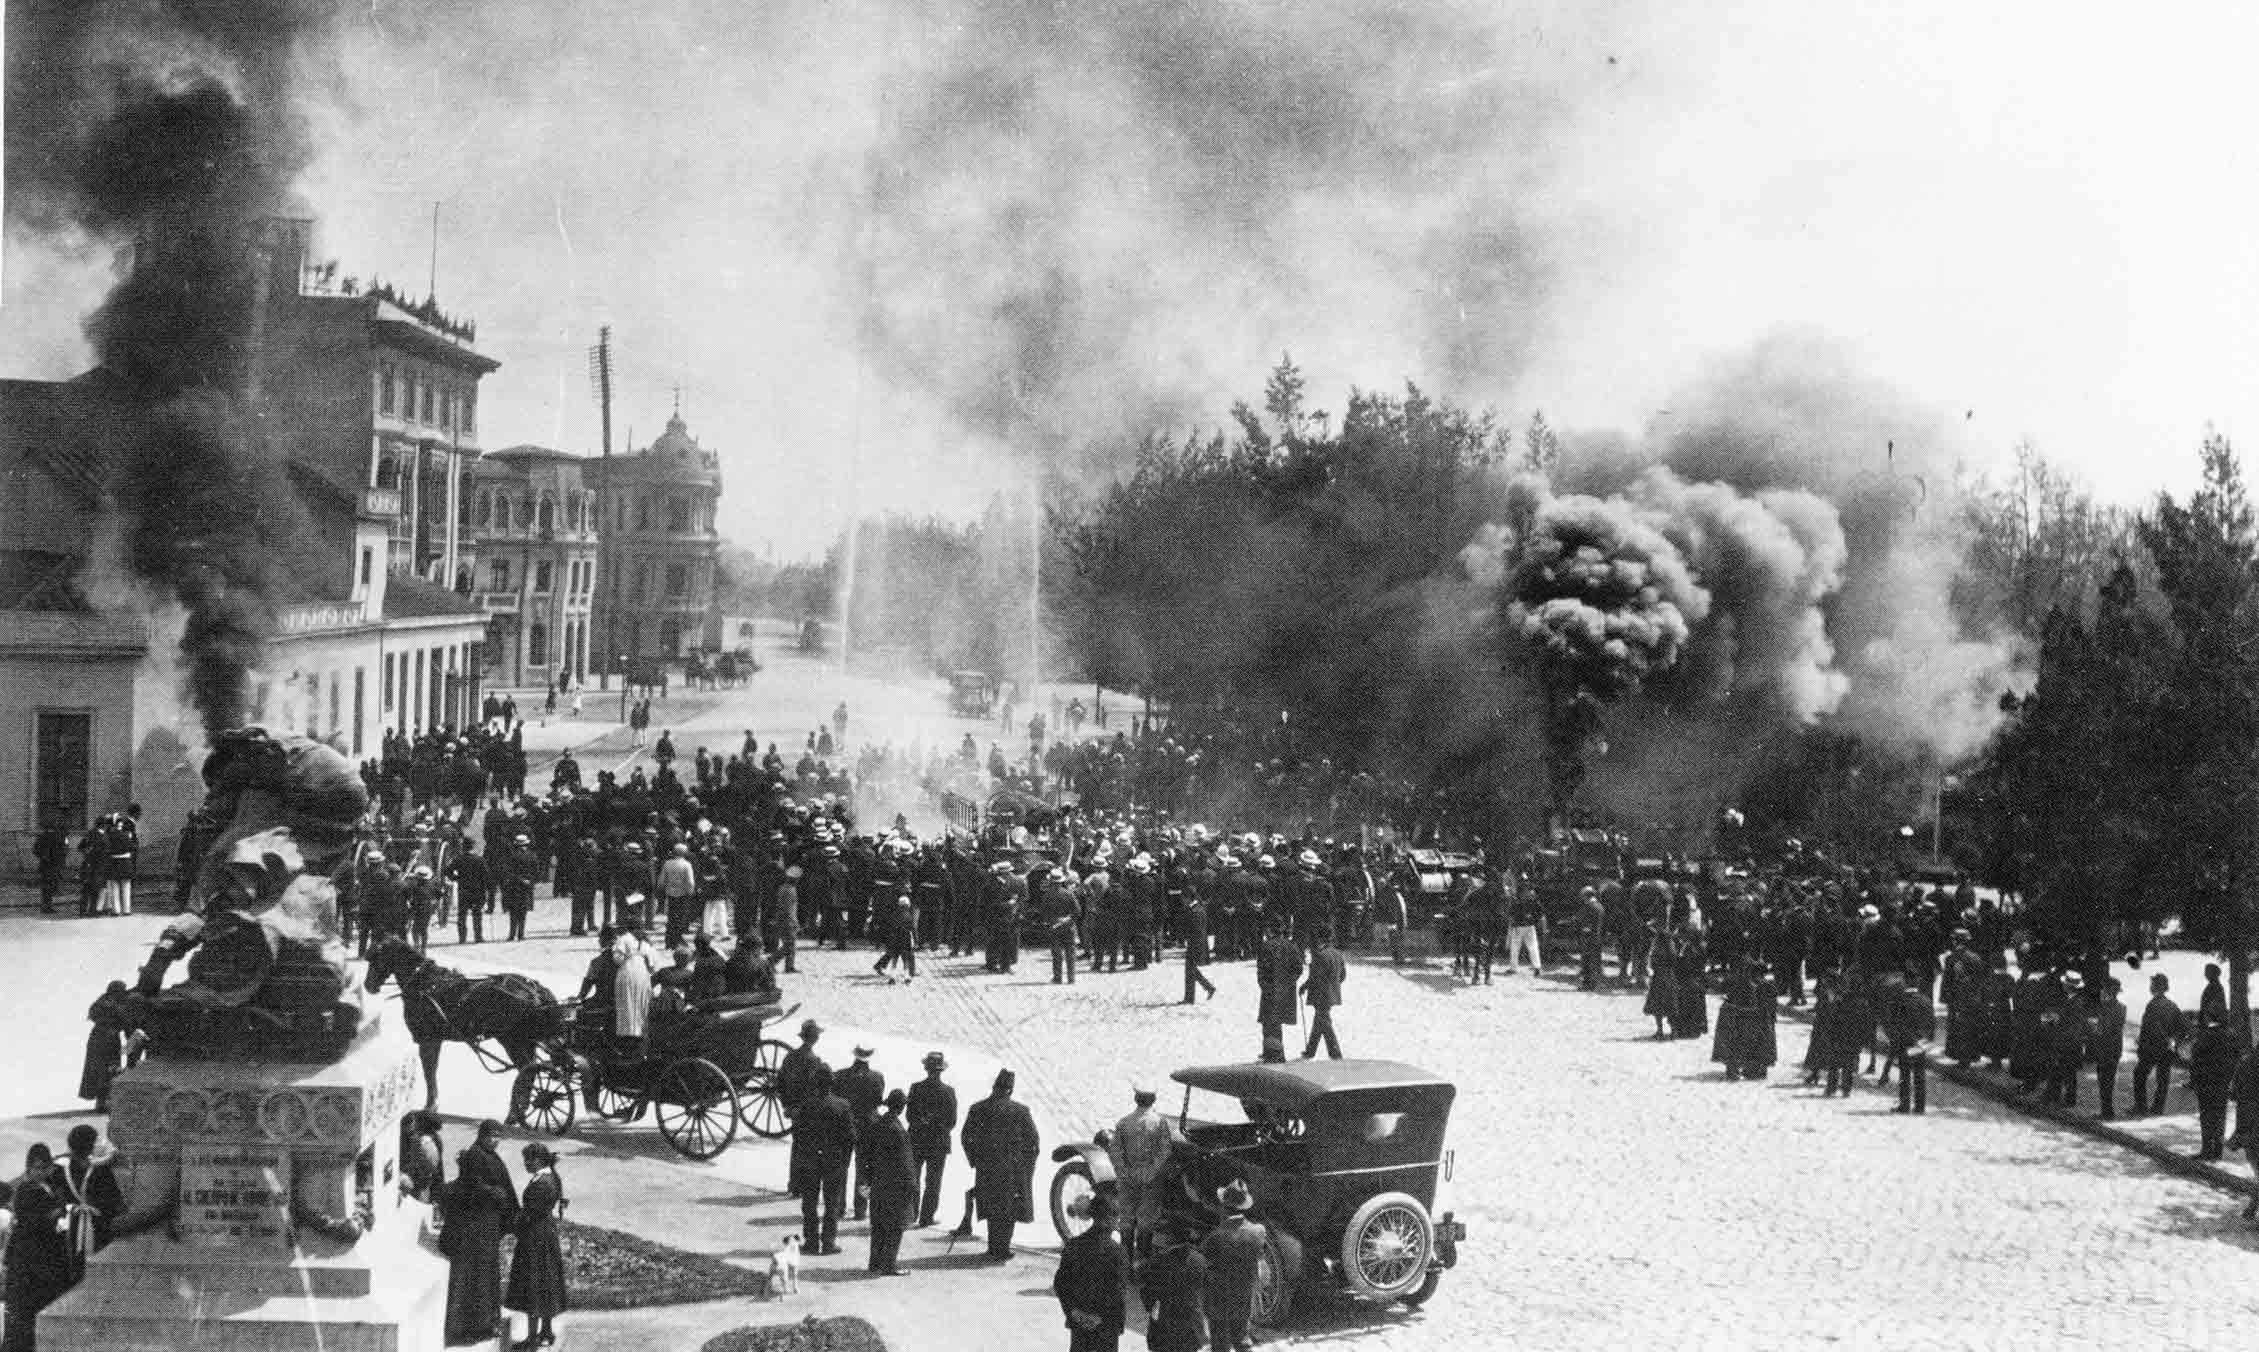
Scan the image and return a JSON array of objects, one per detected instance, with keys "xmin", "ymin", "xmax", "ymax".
[
  {"xmin": 588, "ymin": 410, "xmax": 724, "ymax": 666},
  {"xmin": 0, "ymin": 218, "xmax": 497, "ymax": 887},
  {"xmin": 466, "ymin": 446, "xmax": 602, "ymax": 688}
]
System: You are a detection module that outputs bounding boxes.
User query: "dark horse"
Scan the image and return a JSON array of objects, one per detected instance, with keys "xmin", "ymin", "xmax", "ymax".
[{"xmin": 363, "ymin": 938, "xmax": 566, "ymax": 1125}]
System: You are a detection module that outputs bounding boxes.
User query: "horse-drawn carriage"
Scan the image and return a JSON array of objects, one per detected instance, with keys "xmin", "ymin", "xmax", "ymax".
[
  {"xmin": 551, "ymin": 992, "xmax": 797, "ymax": 1160},
  {"xmin": 362, "ymin": 939, "xmax": 797, "ymax": 1161}
]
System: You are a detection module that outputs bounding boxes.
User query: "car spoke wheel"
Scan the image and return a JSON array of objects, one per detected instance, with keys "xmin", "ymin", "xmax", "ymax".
[
  {"xmin": 1049, "ymin": 1160, "xmax": 1097, "ymax": 1242},
  {"xmin": 740, "ymin": 1039, "xmax": 793, "ymax": 1139},
  {"xmin": 655, "ymin": 1058, "xmax": 739, "ymax": 1161},
  {"xmin": 522, "ymin": 1063, "xmax": 577, "ymax": 1136},
  {"xmin": 1252, "ymin": 1227, "xmax": 1294, "ymax": 1328},
  {"xmin": 1339, "ymin": 1192, "xmax": 1433, "ymax": 1301}
]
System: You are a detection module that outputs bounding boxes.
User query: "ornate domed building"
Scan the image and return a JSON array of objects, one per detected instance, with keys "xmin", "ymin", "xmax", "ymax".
[{"xmin": 588, "ymin": 408, "xmax": 723, "ymax": 668}]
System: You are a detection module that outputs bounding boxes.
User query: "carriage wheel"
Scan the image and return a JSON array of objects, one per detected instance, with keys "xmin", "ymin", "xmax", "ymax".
[
  {"xmin": 593, "ymin": 1076, "xmax": 643, "ymax": 1124},
  {"xmin": 739, "ymin": 1038, "xmax": 794, "ymax": 1139},
  {"xmin": 1338, "ymin": 1191, "xmax": 1433, "ymax": 1302},
  {"xmin": 655, "ymin": 1058, "xmax": 739, "ymax": 1161},
  {"xmin": 1048, "ymin": 1160, "xmax": 1098, "ymax": 1243},
  {"xmin": 521, "ymin": 1063, "xmax": 577, "ymax": 1137}
]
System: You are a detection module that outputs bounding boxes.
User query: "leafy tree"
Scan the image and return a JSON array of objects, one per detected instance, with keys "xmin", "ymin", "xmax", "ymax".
[
  {"xmin": 2138, "ymin": 434, "xmax": 2259, "ymax": 1019},
  {"xmin": 1955, "ymin": 441, "xmax": 2132, "ymax": 641}
]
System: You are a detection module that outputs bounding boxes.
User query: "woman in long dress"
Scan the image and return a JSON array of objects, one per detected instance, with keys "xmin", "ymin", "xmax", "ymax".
[
  {"xmin": 1642, "ymin": 925, "xmax": 1679, "ymax": 1038},
  {"xmin": 1670, "ymin": 931, "xmax": 1709, "ymax": 1039},
  {"xmin": 612, "ymin": 927, "xmax": 653, "ymax": 1056},
  {"xmin": 3, "ymin": 1145, "xmax": 72, "ymax": 1352},
  {"xmin": 506, "ymin": 1143, "xmax": 569, "ymax": 1350}
]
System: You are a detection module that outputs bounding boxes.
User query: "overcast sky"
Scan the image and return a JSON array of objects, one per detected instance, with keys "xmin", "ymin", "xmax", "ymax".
[{"xmin": 5, "ymin": 0, "xmax": 2255, "ymax": 558}]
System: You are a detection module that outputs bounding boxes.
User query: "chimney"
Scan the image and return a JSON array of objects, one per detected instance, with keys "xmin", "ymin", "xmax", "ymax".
[{"xmin": 245, "ymin": 217, "xmax": 312, "ymax": 407}]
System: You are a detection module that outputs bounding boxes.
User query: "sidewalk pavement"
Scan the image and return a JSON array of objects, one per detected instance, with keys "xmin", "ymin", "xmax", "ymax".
[{"xmin": 1766, "ymin": 943, "xmax": 2259, "ymax": 1205}]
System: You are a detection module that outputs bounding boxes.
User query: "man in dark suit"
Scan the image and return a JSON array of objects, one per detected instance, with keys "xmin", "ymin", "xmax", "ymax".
[
  {"xmin": 1300, "ymin": 928, "xmax": 1347, "ymax": 1060},
  {"xmin": 449, "ymin": 843, "xmax": 490, "ymax": 945},
  {"xmin": 836, "ymin": 1045, "xmax": 886, "ymax": 1220},
  {"xmin": 1255, "ymin": 920, "xmax": 1303, "ymax": 1063},
  {"xmin": 1053, "ymin": 1192, "xmax": 1130, "ymax": 1350},
  {"xmin": 906, "ymin": 1051, "xmax": 958, "ymax": 1228},
  {"xmin": 864, "ymin": 1090, "xmax": 917, "ymax": 1277},
  {"xmin": 961, "ymin": 1068, "xmax": 1039, "ymax": 1260},
  {"xmin": 792, "ymin": 1064, "xmax": 856, "ymax": 1254}
]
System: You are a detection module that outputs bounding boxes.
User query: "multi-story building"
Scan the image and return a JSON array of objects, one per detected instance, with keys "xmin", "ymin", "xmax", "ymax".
[
  {"xmin": 588, "ymin": 410, "xmax": 724, "ymax": 666},
  {"xmin": 1, "ymin": 217, "xmax": 498, "ymax": 884},
  {"xmin": 466, "ymin": 446, "xmax": 602, "ymax": 689}
]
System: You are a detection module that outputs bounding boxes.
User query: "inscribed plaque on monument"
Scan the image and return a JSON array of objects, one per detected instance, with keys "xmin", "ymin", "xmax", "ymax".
[{"xmin": 179, "ymin": 1145, "xmax": 292, "ymax": 1247}]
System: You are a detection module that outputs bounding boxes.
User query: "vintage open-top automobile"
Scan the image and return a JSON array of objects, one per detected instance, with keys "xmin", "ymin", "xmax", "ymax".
[{"xmin": 1050, "ymin": 1058, "xmax": 1464, "ymax": 1324}]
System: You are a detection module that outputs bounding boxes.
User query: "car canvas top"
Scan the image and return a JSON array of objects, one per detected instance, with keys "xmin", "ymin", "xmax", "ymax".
[{"xmin": 1171, "ymin": 1059, "xmax": 1450, "ymax": 1113}]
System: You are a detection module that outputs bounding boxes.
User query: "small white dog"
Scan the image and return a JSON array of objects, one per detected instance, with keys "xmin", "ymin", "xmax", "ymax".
[{"xmin": 767, "ymin": 1235, "xmax": 802, "ymax": 1296}]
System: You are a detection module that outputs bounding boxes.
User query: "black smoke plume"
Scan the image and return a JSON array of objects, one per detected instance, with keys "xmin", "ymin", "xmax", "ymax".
[
  {"xmin": 1467, "ymin": 338, "xmax": 2013, "ymax": 833},
  {"xmin": 8, "ymin": 0, "xmax": 336, "ymax": 737}
]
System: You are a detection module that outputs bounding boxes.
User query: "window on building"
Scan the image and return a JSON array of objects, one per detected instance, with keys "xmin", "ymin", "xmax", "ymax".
[
  {"xmin": 638, "ymin": 497, "xmax": 654, "ymax": 530},
  {"xmin": 328, "ymin": 674, "xmax": 341, "ymax": 739},
  {"xmin": 378, "ymin": 363, "xmax": 397, "ymax": 416},
  {"xmin": 490, "ymin": 559, "xmax": 511, "ymax": 592},
  {"xmin": 458, "ymin": 484, "xmax": 473, "ymax": 527},
  {"xmin": 377, "ymin": 454, "xmax": 398, "ymax": 491},
  {"xmin": 529, "ymin": 622, "xmax": 549, "ymax": 666},
  {"xmin": 535, "ymin": 561, "xmax": 553, "ymax": 593},
  {"xmin": 633, "ymin": 563, "xmax": 650, "ymax": 601},
  {"xmin": 33, "ymin": 711, "xmax": 91, "ymax": 834},
  {"xmin": 666, "ymin": 564, "xmax": 689, "ymax": 598},
  {"xmin": 353, "ymin": 668, "xmax": 366, "ymax": 756},
  {"xmin": 538, "ymin": 497, "xmax": 555, "ymax": 534},
  {"xmin": 359, "ymin": 548, "xmax": 373, "ymax": 588},
  {"xmin": 476, "ymin": 491, "xmax": 491, "ymax": 527},
  {"xmin": 516, "ymin": 496, "xmax": 535, "ymax": 530},
  {"xmin": 419, "ymin": 380, "xmax": 435, "ymax": 424},
  {"xmin": 668, "ymin": 498, "xmax": 691, "ymax": 532},
  {"xmin": 464, "ymin": 390, "xmax": 477, "ymax": 436}
]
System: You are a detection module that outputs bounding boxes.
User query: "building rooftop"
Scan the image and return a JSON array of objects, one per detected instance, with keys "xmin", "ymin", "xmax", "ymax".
[
  {"xmin": 381, "ymin": 575, "xmax": 485, "ymax": 621},
  {"xmin": 0, "ymin": 372, "xmax": 151, "ymax": 506}
]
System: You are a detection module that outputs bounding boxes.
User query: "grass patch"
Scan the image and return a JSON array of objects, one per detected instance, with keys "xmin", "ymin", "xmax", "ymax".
[
  {"xmin": 555, "ymin": 1218, "xmax": 769, "ymax": 1309},
  {"xmin": 699, "ymin": 1315, "xmax": 889, "ymax": 1352}
]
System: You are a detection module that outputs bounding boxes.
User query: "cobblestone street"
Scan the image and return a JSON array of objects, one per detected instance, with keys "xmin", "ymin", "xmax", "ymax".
[{"xmin": 10, "ymin": 654, "xmax": 2259, "ymax": 1349}]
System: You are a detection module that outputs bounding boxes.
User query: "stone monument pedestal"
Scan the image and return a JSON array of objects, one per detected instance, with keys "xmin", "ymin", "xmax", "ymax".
[{"xmin": 42, "ymin": 1007, "xmax": 452, "ymax": 1351}]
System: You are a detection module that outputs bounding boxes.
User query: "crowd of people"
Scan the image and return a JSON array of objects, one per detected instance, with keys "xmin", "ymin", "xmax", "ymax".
[
  {"xmin": 766, "ymin": 1023, "xmax": 1267, "ymax": 1352},
  {"xmin": 41, "ymin": 674, "xmax": 2259, "ymax": 1350}
]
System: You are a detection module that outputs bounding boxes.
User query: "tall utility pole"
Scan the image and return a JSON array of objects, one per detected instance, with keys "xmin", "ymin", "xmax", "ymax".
[{"xmin": 589, "ymin": 327, "xmax": 617, "ymax": 711}]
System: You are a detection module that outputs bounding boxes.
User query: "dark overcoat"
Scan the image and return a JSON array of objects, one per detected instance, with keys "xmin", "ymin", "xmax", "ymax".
[
  {"xmin": 444, "ymin": 1142, "xmax": 519, "ymax": 1341},
  {"xmin": 961, "ymin": 1091, "xmax": 1039, "ymax": 1223},
  {"xmin": 505, "ymin": 1169, "xmax": 569, "ymax": 1319},
  {"xmin": 861, "ymin": 1112, "xmax": 918, "ymax": 1228}
]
